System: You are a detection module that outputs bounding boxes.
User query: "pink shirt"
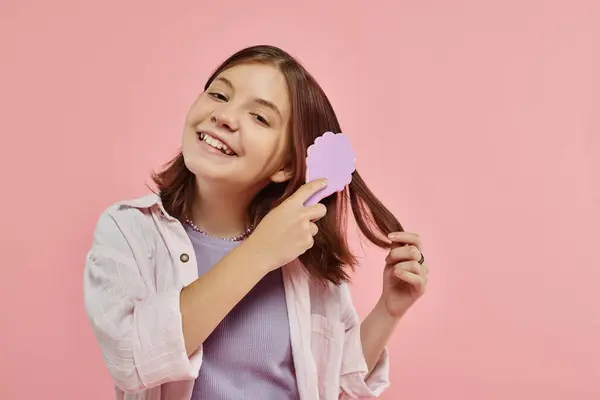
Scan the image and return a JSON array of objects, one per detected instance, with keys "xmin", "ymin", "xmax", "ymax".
[{"xmin": 83, "ymin": 194, "xmax": 390, "ymax": 400}]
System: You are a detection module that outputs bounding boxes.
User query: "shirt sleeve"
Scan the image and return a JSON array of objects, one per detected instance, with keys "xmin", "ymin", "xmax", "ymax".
[
  {"xmin": 83, "ymin": 207, "xmax": 202, "ymax": 394},
  {"xmin": 338, "ymin": 283, "xmax": 391, "ymax": 399}
]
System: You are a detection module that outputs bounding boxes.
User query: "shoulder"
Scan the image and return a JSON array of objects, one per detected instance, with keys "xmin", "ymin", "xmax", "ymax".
[
  {"xmin": 92, "ymin": 193, "xmax": 164, "ymax": 245},
  {"xmin": 98, "ymin": 194, "xmax": 161, "ymax": 224},
  {"xmin": 103, "ymin": 193, "xmax": 161, "ymax": 215}
]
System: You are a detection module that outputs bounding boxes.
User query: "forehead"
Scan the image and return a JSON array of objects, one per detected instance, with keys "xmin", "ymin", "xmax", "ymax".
[{"xmin": 213, "ymin": 63, "xmax": 291, "ymax": 116}]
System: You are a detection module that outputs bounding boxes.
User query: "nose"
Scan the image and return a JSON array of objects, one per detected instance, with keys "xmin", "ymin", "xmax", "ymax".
[{"xmin": 210, "ymin": 109, "xmax": 238, "ymax": 132}]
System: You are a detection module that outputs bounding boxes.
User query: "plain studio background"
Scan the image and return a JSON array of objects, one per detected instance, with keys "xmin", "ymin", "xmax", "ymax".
[{"xmin": 1, "ymin": 0, "xmax": 599, "ymax": 399}]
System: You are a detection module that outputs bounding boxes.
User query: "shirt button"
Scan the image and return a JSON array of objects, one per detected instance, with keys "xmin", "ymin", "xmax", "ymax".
[{"xmin": 180, "ymin": 253, "xmax": 190, "ymax": 263}]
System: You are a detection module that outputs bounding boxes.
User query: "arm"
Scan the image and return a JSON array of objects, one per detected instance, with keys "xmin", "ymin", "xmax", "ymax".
[
  {"xmin": 84, "ymin": 209, "xmax": 191, "ymax": 393},
  {"xmin": 341, "ymin": 231, "xmax": 428, "ymax": 397},
  {"xmin": 338, "ymin": 285, "xmax": 392, "ymax": 399},
  {"xmin": 180, "ymin": 239, "xmax": 269, "ymax": 355},
  {"xmin": 360, "ymin": 297, "xmax": 401, "ymax": 373},
  {"xmin": 182, "ymin": 179, "xmax": 331, "ymax": 355},
  {"xmin": 84, "ymin": 208, "xmax": 269, "ymax": 393}
]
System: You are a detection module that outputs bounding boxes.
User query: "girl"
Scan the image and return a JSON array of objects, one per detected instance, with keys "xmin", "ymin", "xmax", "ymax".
[{"xmin": 84, "ymin": 45, "xmax": 429, "ymax": 400}]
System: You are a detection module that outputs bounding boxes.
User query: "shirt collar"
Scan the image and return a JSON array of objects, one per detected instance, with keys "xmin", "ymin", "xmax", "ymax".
[{"xmin": 117, "ymin": 194, "xmax": 177, "ymax": 221}]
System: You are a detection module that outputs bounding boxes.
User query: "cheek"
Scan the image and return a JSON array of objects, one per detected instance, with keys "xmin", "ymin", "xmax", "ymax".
[
  {"xmin": 180, "ymin": 133, "xmax": 194, "ymax": 162},
  {"xmin": 247, "ymin": 134, "xmax": 289, "ymax": 170},
  {"xmin": 186, "ymin": 97, "xmax": 211, "ymax": 123},
  {"xmin": 181, "ymin": 128, "xmax": 194, "ymax": 147}
]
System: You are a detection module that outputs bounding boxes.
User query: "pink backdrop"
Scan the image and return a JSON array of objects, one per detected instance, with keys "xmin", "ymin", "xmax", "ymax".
[{"xmin": 1, "ymin": 0, "xmax": 599, "ymax": 399}]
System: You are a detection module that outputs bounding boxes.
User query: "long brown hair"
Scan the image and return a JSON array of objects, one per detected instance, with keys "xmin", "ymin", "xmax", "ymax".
[{"xmin": 153, "ymin": 45, "xmax": 403, "ymax": 285}]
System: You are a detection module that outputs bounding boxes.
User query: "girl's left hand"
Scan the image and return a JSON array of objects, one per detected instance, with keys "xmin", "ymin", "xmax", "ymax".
[{"xmin": 381, "ymin": 231, "xmax": 429, "ymax": 318}]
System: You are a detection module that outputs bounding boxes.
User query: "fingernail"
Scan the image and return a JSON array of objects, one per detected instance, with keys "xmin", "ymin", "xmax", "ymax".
[{"xmin": 387, "ymin": 233, "xmax": 397, "ymax": 240}]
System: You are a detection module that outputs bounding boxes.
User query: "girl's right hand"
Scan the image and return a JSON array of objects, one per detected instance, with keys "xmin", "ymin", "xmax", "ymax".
[{"xmin": 245, "ymin": 179, "xmax": 329, "ymax": 272}]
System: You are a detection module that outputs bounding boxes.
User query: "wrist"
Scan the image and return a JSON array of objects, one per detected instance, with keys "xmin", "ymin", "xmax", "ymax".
[
  {"xmin": 237, "ymin": 236, "xmax": 277, "ymax": 275},
  {"xmin": 375, "ymin": 296, "xmax": 405, "ymax": 321}
]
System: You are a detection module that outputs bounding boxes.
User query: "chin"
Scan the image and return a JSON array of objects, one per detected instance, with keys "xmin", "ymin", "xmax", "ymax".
[
  {"xmin": 184, "ymin": 155, "xmax": 221, "ymax": 177},
  {"xmin": 182, "ymin": 154, "xmax": 240, "ymax": 186}
]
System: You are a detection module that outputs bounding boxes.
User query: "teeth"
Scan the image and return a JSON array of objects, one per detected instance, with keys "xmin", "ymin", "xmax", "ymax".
[{"xmin": 199, "ymin": 132, "xmax": 235, "ymax": 156}]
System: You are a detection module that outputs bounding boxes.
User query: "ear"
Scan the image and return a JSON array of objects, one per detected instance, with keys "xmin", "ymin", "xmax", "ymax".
[{"xmin": 270, "ymin": 163, "xmax": 294, "ymax": 183}]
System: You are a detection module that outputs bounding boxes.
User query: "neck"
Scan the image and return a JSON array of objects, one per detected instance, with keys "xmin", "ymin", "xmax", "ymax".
[{"xmin": 190, "ymin": 181, "xmax": 254, "ymax": 239}]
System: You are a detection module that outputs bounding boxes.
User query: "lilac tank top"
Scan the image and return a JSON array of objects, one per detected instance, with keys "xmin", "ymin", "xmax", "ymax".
[{"xmin": 185, "ymin": 226, "xmax": 299, "ymax": 400}]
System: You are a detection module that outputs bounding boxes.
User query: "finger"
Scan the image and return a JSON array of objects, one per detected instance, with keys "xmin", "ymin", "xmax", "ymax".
[
  {"xmin": 304, "ymin": 203, "xmax": 327, "ymax": 221},
  {"xmin": 387, "ymin": 231, "xmax": 423, "ymax": 251},
  {"xmin": 394, "ymin": 261, "xmax": 421, "ymax": 275},
  {"xmin": 385, "ymin": 245, "xmax": 421, "ymax": 264},
  {"xmin": 291, "ymin": 179, "xmax": 328, "ymax": 203},
  {"xmin": 395, "ymin": 270, "xmax": 425, "ymax": 291},
  {"xmin": 309, "ymin": 222, "xmax": 319, "ymax": 236}
]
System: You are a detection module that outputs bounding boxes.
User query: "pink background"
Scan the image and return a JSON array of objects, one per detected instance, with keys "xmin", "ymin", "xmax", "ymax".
[{"xmin": 1, "ymin": 0, "xmax": 599, "ymax": 399}]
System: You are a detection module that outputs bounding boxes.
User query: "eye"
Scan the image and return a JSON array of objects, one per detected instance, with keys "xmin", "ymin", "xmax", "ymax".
[
  {"xmin": 251, "ymin": 113, "xmax": 271, "ymax": 127},
  {"xmin": 208, "ymin": 92, "xmax": 228, "ymax": 101}
]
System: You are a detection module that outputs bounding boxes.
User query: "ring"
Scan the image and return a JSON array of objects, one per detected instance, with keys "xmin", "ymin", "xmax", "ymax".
[{"xmin": 418, "ymin": 253, "xmax": 425, "ymax": 265}]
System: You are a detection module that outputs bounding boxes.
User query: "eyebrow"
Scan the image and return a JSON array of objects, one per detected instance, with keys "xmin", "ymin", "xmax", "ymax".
[
  {"xmin": 215, "ymin": 77, "xmax": 283, "ymax": 119},
  {"xmin": 215, "ymin": 77, "xmax": 234, "ymax": 89}
]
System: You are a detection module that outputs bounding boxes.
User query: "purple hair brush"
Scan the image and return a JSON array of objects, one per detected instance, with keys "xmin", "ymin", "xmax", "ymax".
[{"xmin": 304, "ymin": 131, "xmax": 357, "ymax": 206}]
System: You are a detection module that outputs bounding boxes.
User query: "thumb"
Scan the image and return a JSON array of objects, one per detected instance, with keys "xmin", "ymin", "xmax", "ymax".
[{"xmin": 291, "ymin": 178, "xmax": 328, "ymax": 204}]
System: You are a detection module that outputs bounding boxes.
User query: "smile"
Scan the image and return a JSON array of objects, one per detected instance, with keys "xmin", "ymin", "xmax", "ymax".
[{"xmin": 197, "ymin": 132, "xmax": 237, "ymax": 156}]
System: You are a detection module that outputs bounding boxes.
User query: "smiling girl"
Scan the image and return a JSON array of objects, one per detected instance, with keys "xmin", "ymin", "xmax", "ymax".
[{"xmin": 84, "ymin": 45, "xmax": 429, "ymax": 400}]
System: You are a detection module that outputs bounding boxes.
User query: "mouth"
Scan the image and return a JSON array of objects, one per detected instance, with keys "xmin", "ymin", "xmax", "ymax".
[{"xmin": 196, "ymin": 131, "xmax": 237, "ymax": 156}]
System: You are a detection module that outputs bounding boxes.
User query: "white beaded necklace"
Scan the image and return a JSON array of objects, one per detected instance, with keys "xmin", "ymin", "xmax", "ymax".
[{"xmin": 184, "ymin": 216, "xmax": 253, "ymax": 242}]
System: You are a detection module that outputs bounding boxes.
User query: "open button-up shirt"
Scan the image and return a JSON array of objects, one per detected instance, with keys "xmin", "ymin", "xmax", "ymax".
[{"xmin": 83, "ymin": 194, "xmax": 390, "ymax": 400}]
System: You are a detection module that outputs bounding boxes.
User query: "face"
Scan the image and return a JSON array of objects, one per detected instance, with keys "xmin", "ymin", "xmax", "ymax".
[{"xmin": 182, "ymin": 63, "xmax": 293, "ymax": 193}]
